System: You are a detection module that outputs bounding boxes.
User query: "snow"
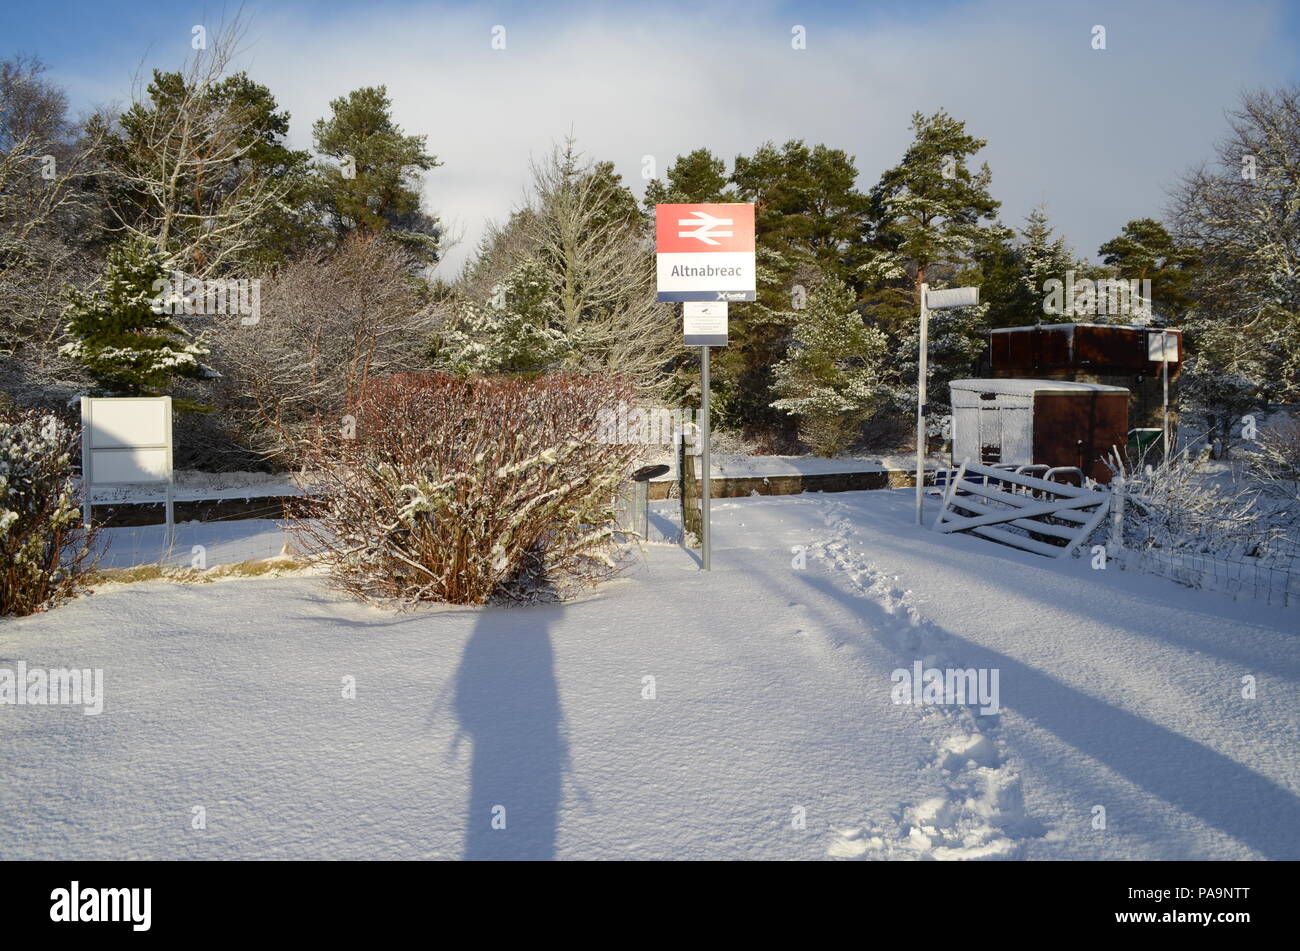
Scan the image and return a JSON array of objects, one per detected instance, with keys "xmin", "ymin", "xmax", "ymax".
[
  {"xmin": 950, "ymin": 378, "xmax": 1131, "ymax": 396},
  {"xmin": 644, "ymin": 452, "xmax": 940, "ymax": 480},
  {"xmin": 92, "ymin": 519, "xmax": 291, "ymax": 569},
  {"xmin": 86, "ymin": 470, "xmax": 303, "ymax": 505},
  {"xmin": 2, "ymin": 489, "xmax": 1296, "ymax": 860}
]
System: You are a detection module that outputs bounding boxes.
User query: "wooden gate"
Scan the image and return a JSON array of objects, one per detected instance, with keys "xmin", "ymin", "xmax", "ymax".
[{"xmin": 932, "ymin": 460, "xmax": 1111, "ymax": 558}]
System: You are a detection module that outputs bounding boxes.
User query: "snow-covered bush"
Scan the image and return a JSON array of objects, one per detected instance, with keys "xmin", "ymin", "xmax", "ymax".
[
  {"xmin": 769, "ymin": 277, "xmax": 894, "ymax": 457},
  {"xmin": 0, "ymin": 410, "xmax": 97, "ymax": 616},
  {"xmin": 1107, "ymin": 450, "xmax": 1292, "ymax": 564},
  {"xmin": 1240, "ymin": 413, "xmax": 1300, "ymax": 504},
  {"xmin": 209, "ymin": 234, "xmax": 433, "ymax": 462},
  {"xmin": 289, "ymin": 373, "xmax": 639, "ymax": 605}
]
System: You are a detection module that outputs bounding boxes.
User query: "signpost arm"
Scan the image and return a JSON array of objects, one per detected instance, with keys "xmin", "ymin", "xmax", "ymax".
[
  {"xmin": 701, "ymin": 345, "xmax": 711, "ymax": 571},
  {"xmin": 915, "ymin": 284, "xmax": 929, "ymax": 526}
]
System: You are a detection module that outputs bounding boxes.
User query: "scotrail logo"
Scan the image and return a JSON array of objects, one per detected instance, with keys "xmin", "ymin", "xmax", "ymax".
[
  {"xmin": 50, "ymin": 882, "xmax": 151, "ymax": 931},
  {"xmin": 0, "ymin": 662, "xmax": 103, "ymax": 715}
]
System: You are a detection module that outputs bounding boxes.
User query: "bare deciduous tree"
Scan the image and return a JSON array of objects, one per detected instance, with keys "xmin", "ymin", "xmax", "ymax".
[
  {"xmin": 211, "ymin": 234, "xmax": 434, "ymax": 460},
  {"xmin": 108, "ymin": 15, "xmax": 296, "ymax": 277},
  {"xmin": 455, "ymin": 138, "xmax": 682, "ymax": 395},
  {"xmin": 0, "ymin": 55, "xmax": 108, "ymax": 379}
]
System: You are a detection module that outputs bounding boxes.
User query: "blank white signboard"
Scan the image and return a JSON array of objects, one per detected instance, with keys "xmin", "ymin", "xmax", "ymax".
[
  {"xmin": 81, "ymin": 396, "xmax": 175, "ymax": 538},
  {"xmin": 1147, "ymin": 332, "xmax": 1177, "ymax": 362},
  {"xmin": 91, "ymin": 448, "xmax": 171, "ymax": 484},
  {"xmin": 89, "ymin": 399, "xmax": 169, "ymax": 449}
]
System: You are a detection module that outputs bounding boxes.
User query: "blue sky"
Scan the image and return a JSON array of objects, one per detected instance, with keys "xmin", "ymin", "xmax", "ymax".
[{"xmin": 5, "ymin": 0, "xmax": 1299, "ymax": 274}]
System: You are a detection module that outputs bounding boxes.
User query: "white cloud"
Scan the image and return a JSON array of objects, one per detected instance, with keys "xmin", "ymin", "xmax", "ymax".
[{"xmin": 56, "ymin": 0, "xmax": 1300, "ymax": 275}]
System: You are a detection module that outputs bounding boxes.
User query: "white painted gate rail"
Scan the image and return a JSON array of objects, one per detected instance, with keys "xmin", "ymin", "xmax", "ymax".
[{"xmin": 932, "ymin": 459, "xmax": 1111, "ymax": 558}]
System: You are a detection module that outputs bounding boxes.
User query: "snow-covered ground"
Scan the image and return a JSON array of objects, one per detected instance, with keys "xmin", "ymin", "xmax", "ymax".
[
  {"xmin": 1, "ymin": 489, "xmax": 1295, "ymax": 860},
  {"xmin": 643, "ymin": 451, "xmax": 942, "ymax": 481},
  {"xmin": 85, "ymin": 470, "xmax": 305, "ymax": 505}
]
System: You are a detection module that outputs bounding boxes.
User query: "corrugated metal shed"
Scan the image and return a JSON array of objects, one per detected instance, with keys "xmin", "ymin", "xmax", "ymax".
[
  {"xmin": 988, "ymin": 323, "xmax": 1181, "ymax": 432},
  {"xmin": 950, "ymin": 378, "xmax": 1130, "ymax": 484}
]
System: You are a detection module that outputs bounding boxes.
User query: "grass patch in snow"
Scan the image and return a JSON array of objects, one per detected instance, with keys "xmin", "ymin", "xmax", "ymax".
[{"xmin": 85, "ymin": 556, "xmax": 310, "ymax": 587}]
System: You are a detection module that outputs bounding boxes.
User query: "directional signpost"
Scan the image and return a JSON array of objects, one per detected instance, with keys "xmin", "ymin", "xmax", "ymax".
[
  {"xmin": 656, "ymin": 203, "xmax": 756, "ymax": 570},
  {"xmin": 917, "ymin": 284, "xmax": 979, "ymax": 526},
  {"xmin": 1148, "ymin": 330, "xmax": 1178, "ymax": 462}
]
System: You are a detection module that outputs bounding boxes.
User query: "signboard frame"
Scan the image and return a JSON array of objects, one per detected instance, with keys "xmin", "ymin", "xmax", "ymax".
[
  {"xmin": 80, "ymin": 396, "xmax": 175, "ymax": 542},
  {"xmin": 655, "ymin": 202, "xmax": 756, "ymax": 303}
]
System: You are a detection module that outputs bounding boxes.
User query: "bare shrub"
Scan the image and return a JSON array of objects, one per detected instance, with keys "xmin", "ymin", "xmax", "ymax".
[
  {"xmin": 0, "ymin": 410, "xmax": 98, "ymax": 616},
  {"xmin": 210, "ymin": 234, "xmax": 433, "ymax": 462},
  {"xmin": 1107, "ymin": 449, "xmax": 1292, "ymax": 562},
  {"xmin": 288, "ymin": 372, "xmax": 638, "ymax": 605}
]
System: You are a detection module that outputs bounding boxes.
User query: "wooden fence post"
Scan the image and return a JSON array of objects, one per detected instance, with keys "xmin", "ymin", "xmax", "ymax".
[{"xmin": 679, "ymin": 433, "xmax": 702, "ymax": 545}]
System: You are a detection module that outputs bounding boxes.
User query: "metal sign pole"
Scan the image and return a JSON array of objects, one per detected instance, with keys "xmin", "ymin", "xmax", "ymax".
[
  {"xmin": 915, "ymin": 284, "xmax": 929, "ymax": 526},
  {"xmin": 1162, "ymin": 333, "xmax": 1171, "ymax": 464},
  {"xmin": 912, "ymin": 284, "xmax": 978, "ymax": 527},
  {"xmin": 701, "ymin": 344, "xmax": 711, "ymax": 571}
]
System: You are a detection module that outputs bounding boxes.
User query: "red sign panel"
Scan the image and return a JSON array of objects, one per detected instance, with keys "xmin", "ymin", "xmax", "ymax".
[{"xmin": 655, "ymin": 203, "xmax": 755, "ymax": 253}]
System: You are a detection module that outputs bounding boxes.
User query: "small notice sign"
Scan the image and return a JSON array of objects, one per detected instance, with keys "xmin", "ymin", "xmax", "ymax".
[
  {"xmin": 683, "ymin": 301, "xmax": 728, "ymax": 346},
  {"xmin": 1147, "ymin": 331, "xmax": 1178, "ymax": 362}
]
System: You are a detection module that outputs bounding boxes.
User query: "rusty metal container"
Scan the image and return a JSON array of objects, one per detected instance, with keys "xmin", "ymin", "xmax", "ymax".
[{"xmin": 988, "ymin": 323, "xmax": 1181, "ymax": 432}]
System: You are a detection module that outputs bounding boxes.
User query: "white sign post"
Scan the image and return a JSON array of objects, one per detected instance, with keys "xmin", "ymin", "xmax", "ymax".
[
  {"xmin": 1148, "ymin": 330, "xmax": 1178, "ymax": 462},
  {"xmin": 917, "ymin": 285, "xmax": 980, "ymax": 526},
  {"xmin": 657, "ymin": 203, "xmax": 756, "ymax": 571},
  {"xmin": 81, "ymin": 396, "xmax": 175, "ymax": 546}
]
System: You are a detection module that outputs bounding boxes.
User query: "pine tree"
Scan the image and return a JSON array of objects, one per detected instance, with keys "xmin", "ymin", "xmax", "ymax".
[
  {"xmin": 1019, "ymin": 206, "xmax": 1077, "ymax": 315},
  {"xmin": 862, "ymin": 111, "xmax": 1000, "ymax": 424},
  {"xmin": 430, "ymin": 258, "xmax": 572, "ymax": 375},
  {"xmin": 109, "ymin": 66, "xmax": 316, "ymax": 276},
  {"xmin": 770, "ymin": 276, "xmax": 893, "ymax": 457},
  {"xmin": 865, "ymin": 110, "xmax": 1000, "ymax": 309},
  {"xmin": 721, "ymin": 140, "xmax": 873, "ymax": 434},
  {"xmin": 1098, "ymin": 217, "xmax": 1199, "ymax": 325},
  {"xmin": 59, "ymin": 238, "xmax": 209, "ymax": 396},
  {"xmin": 312, "ymin": 86, "xmax": 442, "ymax": 266},
  {"xmin": 643, "ymin": 148, "xmax": 736, "ymax": 210}
]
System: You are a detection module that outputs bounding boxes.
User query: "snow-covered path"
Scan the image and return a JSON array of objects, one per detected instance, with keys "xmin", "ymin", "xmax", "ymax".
[
  {"xmin": 805, "ymin": 491, "xmax": 1300, "ymax": 860},
  {"xmin": 1, "ymin": 490, "xmax": 1295, "ymax": 860}
]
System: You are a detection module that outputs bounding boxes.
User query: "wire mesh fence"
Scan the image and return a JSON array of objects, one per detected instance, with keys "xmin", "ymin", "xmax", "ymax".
[
  {"xmin": 1118, "ymin": 543, "xmax": 1299, "ymax": 608},
  {"xmin": 1108, "ymin": 470, "xmax": 1299, "ymax": 608}
]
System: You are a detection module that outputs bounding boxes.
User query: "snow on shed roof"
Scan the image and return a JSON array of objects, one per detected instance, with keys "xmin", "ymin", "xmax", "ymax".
[
  {"xmin": 950, "ymin": 378, "xmax": 1130, "ymax": 396},
  {"xmin": 989, "ymin": 323, "xmax": 1181, "ymax": 334}
]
